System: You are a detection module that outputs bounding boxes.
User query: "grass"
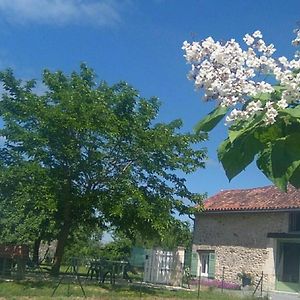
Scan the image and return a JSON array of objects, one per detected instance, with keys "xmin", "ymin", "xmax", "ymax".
[{"xmin": 0, "ymin": 280, "xmax": 255, "ymax": 300}]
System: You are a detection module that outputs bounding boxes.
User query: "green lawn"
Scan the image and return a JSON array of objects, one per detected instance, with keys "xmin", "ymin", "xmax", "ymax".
[{"xmin": 0, "ymin": 280, "xmax": 254, "ymax": 300}]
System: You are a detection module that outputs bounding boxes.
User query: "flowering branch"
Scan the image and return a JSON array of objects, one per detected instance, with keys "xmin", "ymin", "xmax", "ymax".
[
  {"xmin": 183, "ymin": 30, "xmax": 300, "ymax": 125},
  {"xmin": 183, "ymin": 29, "xmax": 300, "ymax": 190}
]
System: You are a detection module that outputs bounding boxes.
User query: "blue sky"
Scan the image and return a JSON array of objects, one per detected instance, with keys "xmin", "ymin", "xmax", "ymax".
[{"xmin": 0, "ymin": 0, "xmax": 299, "ymax": 197}]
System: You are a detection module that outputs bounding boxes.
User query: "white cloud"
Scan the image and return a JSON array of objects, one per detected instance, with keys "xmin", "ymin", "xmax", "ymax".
[{"xmin": 0, "ymin": 0, "xmax": 123, "ymax": 27}]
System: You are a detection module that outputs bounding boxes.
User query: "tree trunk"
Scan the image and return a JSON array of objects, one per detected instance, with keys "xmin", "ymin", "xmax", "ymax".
[
  {"xmin": 32, "ymin": 238, "xmax": 41, "ymax": 265},
  {"xmin": 51, "ymin": 220, "xmax": 71, "ymax": 276},
  {"xmin": 51, "ymin": 175, "xmax": 73, "ymax": 276},
  {"xmin": 51, "ymin": 181, "xmax": 72, "ymax": 276}
]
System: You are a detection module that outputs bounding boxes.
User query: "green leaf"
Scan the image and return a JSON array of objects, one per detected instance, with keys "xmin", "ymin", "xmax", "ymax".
[
  {"xmin": 257, "ymin": 145, "xmax": 288, "ymax": 191},
  {"xmin": 228, "ymin": 114, "xmax": 264, "ymax": 143},
  {"xmin": 217, "ymin": 138, "xmax": 231, "ymax": 162},
  {"xmin": 194, "ymin": 106, "xmax": 228, "ymax": 133},
  {"xmin": 290, "ymin": 166, "xmax": 300, "ymax": 189},
  {"xmin": 251, "ymin": 86, "xmax": 284, "ymax": 102},
  {"xmin": 280, "ymin": 105, "xmax": 300, "ymax": 119},
  {"xmin": 257, "ymin": 133, "xmax": 300, "ymax": 191},
  {"xmin": 254, "ymin": 123, "xmax": 283, "ymax": 144},
  {"xmin": 273, "ymin": 85, "xmax": 286, "ymax": 93},
  {"xmin": 217, "ymin": 133, "xmax": 262, "ymax": 181},
  {"xmin": 272, "ymin": 134, "xmax": 300, "ymax": 183},
  {"xmin": 252, "ymin": 92, "xmax": 271, "ymax": 102}
]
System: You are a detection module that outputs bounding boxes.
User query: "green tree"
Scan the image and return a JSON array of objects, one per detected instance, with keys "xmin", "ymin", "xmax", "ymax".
[
  {"xmin": 0, "ymin": 64, "xmax": 206, "ymax": 274},
  {"xmin": 131, "ymin": 219, "xmax": 192, "ymax": 250},
  {"xmin": 0, "ymin": 161, "xmax": 58, "ymax": 264},
  {"xmin": 64, "ymin": 220, "xmax": 192, "ymax": 263},
  {"xmin": 63, "ymin": 225, "xmax": 104, "ymax": 261}
]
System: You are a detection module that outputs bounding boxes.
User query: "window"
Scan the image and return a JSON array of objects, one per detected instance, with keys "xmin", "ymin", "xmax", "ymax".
[
  {"xmin": 190, "ymin": 250, "xmax": 216, "ymax": 278},
  {"xmin": 289, "ymin": 212, "xmax": 300, "ymax": 232},
  {"xmin": 200, "ymin": 252, "xmax": 209, "ymax": 277},
  {"xmin": 198, "ymin": 251, "xmax": 215, "ymax": 278}
]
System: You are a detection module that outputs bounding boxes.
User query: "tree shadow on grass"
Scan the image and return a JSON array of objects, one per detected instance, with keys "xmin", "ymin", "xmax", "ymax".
[
  {"xmin": 12, "ymin": 280, "xmax": 56, "ymax": 289},
  {"xmin": 99, "ymin": 283, "xmax": 160, "ymax": 296}
]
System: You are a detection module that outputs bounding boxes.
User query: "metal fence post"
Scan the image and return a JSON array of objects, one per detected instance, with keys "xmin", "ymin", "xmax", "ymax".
[
  {"xmin": 221, "ymin": 267, "xmax": 225, "ymax": 293},
  {"xmin": 197, "ymin": 265, "xmax": 201, "ymax": 299},
  {"xmin": 252, "ymin": 270, "xmax": 264, "ymax": 297},
  {"xmin": 139, "ymin": 268, "xmax": 144, "ymax": 299},
  {"xmin": 260, "ymin": 271, "xmax": 263, "ymax": 297}
]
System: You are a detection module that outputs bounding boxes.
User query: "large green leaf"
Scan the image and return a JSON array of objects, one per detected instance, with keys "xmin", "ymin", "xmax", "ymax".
[
  {"xmin": 228, "ymin": 114, "xmax": 264, "ymax": 143},
  {"xmin": 254, "ymin": 123, "xmax": 283, "ymax": 144},
  {"xmin": 257, "ymin": 133, "xmax": 300, "ymax": 191},
  {"xmin": 280, "ymin": 105, "xmax": 300, "ymax": 119},
  {"xmin": 257, "ymin": 146, "xmax": 289, "ymax": 191},
  {"xmin": 290, "ymin": 166, "xmax": 300, "ymax": 189},
  {"xmin": 273, "ymin": 134, "xmax": 300, "ymax": 182},
  {"xmin": 218, "ymin": 133, "xmax": 262, "ymax": 181},
  {"xmin": 194, "ymin": 106, "xmax": 228, "ymax": 133}
]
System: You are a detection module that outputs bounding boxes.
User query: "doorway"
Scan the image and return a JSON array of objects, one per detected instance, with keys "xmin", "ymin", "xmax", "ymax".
[
  {"xmin": 282, "ymin": 243, "xmax": 300, "ymax": 283},
  {"xmin": 276, "ymin": 242, "xmax": 300, "ymax": 292}
]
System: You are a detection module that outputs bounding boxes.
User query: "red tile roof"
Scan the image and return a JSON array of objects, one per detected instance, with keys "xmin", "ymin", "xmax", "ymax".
[{"xmin": 203, "ymin": 185, "xmax": 300, "ymax": 212}]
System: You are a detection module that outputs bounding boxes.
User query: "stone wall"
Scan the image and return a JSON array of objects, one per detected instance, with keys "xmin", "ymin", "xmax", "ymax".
[{"xmin": 193, "ymin": 211, "xmax": 289, "ymax": 290}]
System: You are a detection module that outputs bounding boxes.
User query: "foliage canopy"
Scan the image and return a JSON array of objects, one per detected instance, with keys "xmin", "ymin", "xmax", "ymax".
[{"xmin": 0, "ymin": 64, "xmax": 206, "ymax": 273}]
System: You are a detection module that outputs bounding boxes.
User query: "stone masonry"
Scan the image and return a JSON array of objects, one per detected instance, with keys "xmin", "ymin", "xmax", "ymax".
[{"xmin": 193, "ymin": 211, "xmax": 290, "ymax": 291}]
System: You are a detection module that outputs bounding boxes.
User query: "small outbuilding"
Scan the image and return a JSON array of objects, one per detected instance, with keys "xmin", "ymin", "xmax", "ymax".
[{"xmin": 192, "ymin": 185, "xmax": 300, "ymax": 292}]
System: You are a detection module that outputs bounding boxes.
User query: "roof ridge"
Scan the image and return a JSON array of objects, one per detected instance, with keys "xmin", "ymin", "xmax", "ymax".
[
  {"xmin": 203, "ymin": 185, "xmax": 300, "ymax": 212},
  {"xmin": 215, "ymin": 185, "xmax": 274, "ymax": 194}
]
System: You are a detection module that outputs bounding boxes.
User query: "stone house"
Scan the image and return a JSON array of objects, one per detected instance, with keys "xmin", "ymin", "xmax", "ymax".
[{"xmin": 192, "ymin": 185, "xmax": 300, "ymax": 292}]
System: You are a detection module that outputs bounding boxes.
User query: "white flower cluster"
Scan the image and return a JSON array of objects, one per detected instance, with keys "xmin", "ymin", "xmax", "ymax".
[{"xmin": 183, "ymin": 30, "xmax": 300, "ymax": 125}]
